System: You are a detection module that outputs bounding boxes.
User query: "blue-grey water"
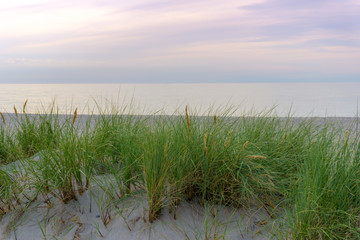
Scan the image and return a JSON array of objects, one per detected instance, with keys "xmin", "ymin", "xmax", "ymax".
[{"xmin": 0, "ymin": 83, "xmax": 359, "ymax": 117}]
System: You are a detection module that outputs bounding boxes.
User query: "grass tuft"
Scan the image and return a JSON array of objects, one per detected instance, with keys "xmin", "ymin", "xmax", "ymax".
[{"xmin": 0, "ymin": 100, "xmax": 359, "ymax": 239}]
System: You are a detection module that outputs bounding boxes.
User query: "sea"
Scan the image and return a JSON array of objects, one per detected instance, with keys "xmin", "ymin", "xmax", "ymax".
[{"xmin": 0, "ymin": 83, "xmax": 359, "ymax": 117}]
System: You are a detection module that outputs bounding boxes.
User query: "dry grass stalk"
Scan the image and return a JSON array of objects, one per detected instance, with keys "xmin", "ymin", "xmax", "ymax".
[
  {"xmin": 281, "ymin": 134, "xmax": 286, "ymax": 146},
  {"xmin": 343, "ymin": 130, "xmax": 349, "ymax": 152},
  {"xmin": 214, "ymin": 115, "xmax": 217, "ymax": 126},
  {"xmin": 23, "ymin": 99, "xmax": 28, "ymax": 113},
  {"xmin": 61, "ymin": 188, "xmax": 77, "ymax": 203},
  {"xmin": 225, "ymin": 130, "xmax": 233, "ymax": 147},
  {"xmin": 242, "ymin": 140, "xmax": 248, "ymax": 149},
  {"xmin": 185, "ymin": 105, "xmax": 190, "ymax": 128},
  {"xmin": 203, "ymin": 133, "xmax": 208, "ymax": 155},
  {"xmin": 0, "ymin": 112, "xmax": 5, "ymax": 125},
  {"xmin": 245, "ymin": 155, "xmax": 267, "ymax": 160},
  {"xmin": 100, "ymin": 208, "xmax": 112, "ymax": 227},
  {"xmin": 72, "ymin": 108, "xmax": 78, "ymax": 126},
  {"xmin": 164, "ymin": 141, "xmax": 169, "ymax": 158},
  {"xmin": 14, "ymin": 106, "xmax": 18, "ymax": 117},
  {"xmin": 236, "ymin": 140, "xmax": 249, "ymax": 158},
  {"xmin": 148, "ymin": 197, "xmax": 162, "ymax": 223}
]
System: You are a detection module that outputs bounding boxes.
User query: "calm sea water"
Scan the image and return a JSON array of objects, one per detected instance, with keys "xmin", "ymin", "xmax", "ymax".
[{"xmin": 0, "ymin": 83, "xmax": 359, "ymax": 117}]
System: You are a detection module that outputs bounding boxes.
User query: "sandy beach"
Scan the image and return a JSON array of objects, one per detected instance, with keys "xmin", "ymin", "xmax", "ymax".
[{"xmin": 0, "ymin": 167, "xmax": 277, "ymax": 240}]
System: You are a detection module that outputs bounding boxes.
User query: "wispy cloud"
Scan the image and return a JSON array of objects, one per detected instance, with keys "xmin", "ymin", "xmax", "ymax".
[{"xmin": 1, "ymin": 0, "xmax": 359, "ymax": 82}]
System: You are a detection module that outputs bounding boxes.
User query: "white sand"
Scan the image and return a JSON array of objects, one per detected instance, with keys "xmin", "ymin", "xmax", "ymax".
[
  {"xmin": 0, "ymin": 190, "xmax": 277, "ymax": 240},
  {"xmin": 0, "ymin": 159, "xmax": 279, "ymax": 240}
]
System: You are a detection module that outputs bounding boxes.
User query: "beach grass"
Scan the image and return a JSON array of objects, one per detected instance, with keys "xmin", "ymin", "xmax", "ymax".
[{"xmin": 0, "ymin": 101, "xmax": 360, "ymax": 239}]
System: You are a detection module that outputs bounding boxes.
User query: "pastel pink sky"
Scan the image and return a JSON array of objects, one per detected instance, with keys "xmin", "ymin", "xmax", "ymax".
[{"xmin": 1, "ymin": 0, "xmax": 360, "ymax": 83}]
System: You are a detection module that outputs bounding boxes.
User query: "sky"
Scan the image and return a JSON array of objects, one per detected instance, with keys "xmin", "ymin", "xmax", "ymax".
[{"xmin": 1, "ymin": 0, "xmax": 360, "ymax": 83}]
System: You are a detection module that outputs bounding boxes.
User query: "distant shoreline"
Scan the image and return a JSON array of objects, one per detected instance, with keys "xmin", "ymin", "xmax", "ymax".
[{"xmin": 1, "ymin": 112, "xmax": 359, "ymax": 134}]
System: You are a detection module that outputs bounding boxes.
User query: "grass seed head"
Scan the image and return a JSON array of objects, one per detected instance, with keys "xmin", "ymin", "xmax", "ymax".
[
  {"xmin": 23, "ymin": 99, "xmax": 28, "ymax": 113},
  {"xmin": 345, "ymin": 130, "xmax": 349, "ymax": 142},
  {"xmin": 343, "ymin": 130, "xmax": 349, "ymax": 150},
  {"xmin": 203, "ymin": 133, "xmax": 208, "ymax": 155},
  {"xmin": 242, "ymin": 140, "xmax": 248, "ymax": 150},
  {"xmin": 14, "ymin": 105, "xmax": 18, "ymax": 117},
  {"xmin": 185, "ymin": 105, "xmax": 190, "ymax": 134},
  {"xmin": 0, "ymin": 112, "xmax": 5, "ymax": 125},
  {"xmin": 72, "ymin": 108, "xmax": 78, "ymax": 126}
]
